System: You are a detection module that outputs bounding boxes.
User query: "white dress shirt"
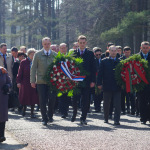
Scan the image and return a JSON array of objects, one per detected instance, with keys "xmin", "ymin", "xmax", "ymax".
[{"xmin": 44, "ymin": 49, "xmax": 51, "ymax": 56}]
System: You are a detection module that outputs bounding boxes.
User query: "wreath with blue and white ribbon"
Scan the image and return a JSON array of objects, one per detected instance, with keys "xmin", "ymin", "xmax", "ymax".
[{"xmin": 45, "ymin": 52, "xmax": 87, "ymax": 96}]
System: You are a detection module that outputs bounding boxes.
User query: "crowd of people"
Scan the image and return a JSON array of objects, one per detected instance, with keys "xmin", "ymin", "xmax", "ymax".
[{"xmin": 0, "ymin": 35, "xmax": 150, "ymax": 143}]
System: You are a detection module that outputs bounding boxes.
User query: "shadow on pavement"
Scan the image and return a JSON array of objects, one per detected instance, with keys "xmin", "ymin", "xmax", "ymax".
[
  {"xmin": 120, "ymin": 118, "xmax": 139, "ymax": 123},
  {"xmin": 0, "ymin": 143, "xmax": 28, "ymax": 150},
  {"xmin": 46, "ymin": 123, "xmax": 115, "ymax": 132},
  {"xmin": 113, "ymin": 124, "xmax": 150, "ymax": 130}
]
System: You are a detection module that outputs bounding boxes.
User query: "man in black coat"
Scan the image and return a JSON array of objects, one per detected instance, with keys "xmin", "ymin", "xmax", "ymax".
[
  {"xmin": 101, "ymin": 42, "xmax": 114, "ymax": 59},
  {"xmin": 120, "ymin": 46, "xmax": 136, "ymax": 115},
  {"xmin": 116, "ymin": 46, "xmax": 123, "ymax": 58},
  {"xmin": 11, "ymin": 47, "xmax": 20, "ymax": 93},
  {"xmin": 71, "ymin": 35, "xmax": 96, "ymax": 125},
  {"xmin": 93, "ymin": 47, "xmax": 103, "ymax": 112},
  {"xmin": 97, "ymin": 45, "xmax": 121, "ymax": 125},
  {"xmin": 137, "ymin": 41, "xmax": 150, "ymax": 124}
]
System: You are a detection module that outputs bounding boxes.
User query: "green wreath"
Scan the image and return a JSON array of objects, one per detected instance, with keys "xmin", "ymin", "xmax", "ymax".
[
  {"xmin": 44, "ymin": 52, "xmax": 87, "ymax": 97},
  {"xmin": 115, "ymin": 54, "xmax": 150, "ymax": 92}
]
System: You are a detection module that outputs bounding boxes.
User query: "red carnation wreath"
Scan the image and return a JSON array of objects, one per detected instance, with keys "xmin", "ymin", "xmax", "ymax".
[
  {"xmin": 45, "ymin": 52, "xmax": 86, "ymax": 96},
  {"xmin": 115, "ymin": 54, "xmax": 150, "ymax": 93}
]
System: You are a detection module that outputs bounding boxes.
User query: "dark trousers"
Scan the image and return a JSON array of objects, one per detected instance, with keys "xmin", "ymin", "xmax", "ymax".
[
  {"xmin": 121, "ymin": 90, "xmax": 135, "ymax": 113},
  {"xmin": 135, "ymin": 93, "xmax": 140, "ymax": 115},
  {"xmin": 37, "ymin": 84, "xmax": 56, "ymax": 121},
  {"xmin": 72, "ymin": 87, "xmax": 90, "ymax": 121},
  {"xmin": 109, "ymin": 97, "xmax": 114, "ymax": 116},
  {"xmin": 138, "ymin": 91, "xmax": 150, "ymax": 122},
  {"xmin": 121, "ymin": 90, "xmax": 126, "ymax": 112},
  {"xmin": 0, "ymin": 122, "xmax": 5, "ymax": 137},
  {"xmin": 94, "ymin": 92, "xmax": 103, "ymax": 111},
  {"xmin": 103, "ymin": 91, "xmax": 121, "ymax": 122},
  {"xmin": 59, "ymin": 93, "xmax": 70, "ymax": 116}
]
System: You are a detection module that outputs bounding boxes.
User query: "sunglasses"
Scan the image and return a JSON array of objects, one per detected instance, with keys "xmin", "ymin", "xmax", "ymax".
[{"xmin": 96, "ymin": 54, "xmax": 101, "ymax": 56}]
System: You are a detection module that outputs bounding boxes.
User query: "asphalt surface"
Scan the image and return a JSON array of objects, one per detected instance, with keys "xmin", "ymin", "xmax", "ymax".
[{"xmin": 2, "ymin": 106, "xmax": 150, "ymax": 150}]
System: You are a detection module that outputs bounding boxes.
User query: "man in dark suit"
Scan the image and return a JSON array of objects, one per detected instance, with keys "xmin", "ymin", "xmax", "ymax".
[
  {"xmin": 120, "ymin": 46, "xmax": 135, "ymax": 115},
  {"xmin": 93, "ymin": 47, "xmax": 103, "ymax": 112},
  {"xmin": 101, "ymin": 42, "xmax": 114, "ymax": 59},
  {"xmin": 137, "ymin": 41, "xmax": 150, "ymax": 124},
  {"xmin": 11, "ymin": 47, "xmax": 19, "ymax": 92},
  {"xmin": 116, "ymin": 46, "xmax": 123, "ymax": 58},
  {"xmin": 71, "ymin": 35, "xmax": 96, "ymax": 125},
  {"xmin": 97, "ymin": 45, "xmax": 121, "ymax": 125},
  {"xmin": 58, "ymin": 43, "xmax": 70, "ymax": 118}
]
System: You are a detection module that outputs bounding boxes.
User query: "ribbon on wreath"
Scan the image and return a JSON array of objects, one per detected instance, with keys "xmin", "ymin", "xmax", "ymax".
[
  {"xmin": 121, "ymin": 61, "xmax": 149, "ymax": 93},
  {"xmin": 60, "ymin": 61, "xmax": 86, "ymax": 81}
]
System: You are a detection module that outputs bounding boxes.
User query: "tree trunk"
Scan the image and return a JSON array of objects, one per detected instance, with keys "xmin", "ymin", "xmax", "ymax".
[{"xmin": 11, "ymin": 0, "xmax": 17, "ymax": 46}]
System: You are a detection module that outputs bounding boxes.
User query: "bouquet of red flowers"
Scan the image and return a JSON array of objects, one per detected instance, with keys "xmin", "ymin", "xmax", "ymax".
[
  {"xmin": 115, "ymin": 54, "xmax": 150, "ymax": 93},
  {"xmin": 45, "ymin": 52, "xmax": 86, "ymax": 96}
]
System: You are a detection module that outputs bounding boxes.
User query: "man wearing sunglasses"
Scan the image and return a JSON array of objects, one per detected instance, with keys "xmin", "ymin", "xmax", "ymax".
[{"xmin": 93, "ymin": 47, "xmax": 103, "ymax": 113}]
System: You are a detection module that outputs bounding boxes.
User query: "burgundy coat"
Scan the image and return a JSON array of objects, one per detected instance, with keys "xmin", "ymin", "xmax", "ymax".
[
  {"xmin": 17, "ymin": 58, "xmax": 39, "ymax": 105},
  {"xmin": 0, "ymin": 67, "xmax": 11, "ymax": 122}
]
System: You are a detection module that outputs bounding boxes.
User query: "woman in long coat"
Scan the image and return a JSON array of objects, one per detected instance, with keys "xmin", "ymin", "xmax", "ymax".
[
  {"xmin": 17, "ymin": 48, "xmax": 39, "ymax": 118},
  {"xmin": 0, "ymin": 66, "xmax": 11, "ymax": 142}
]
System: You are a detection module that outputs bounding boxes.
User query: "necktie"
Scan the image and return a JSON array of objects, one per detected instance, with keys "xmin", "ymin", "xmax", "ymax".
[
  {"xmin": 3, "ymin": 54, "xmax": 7, "ymax": 69},
  {"xmin": 144, "ymin": 55, "xmax": 147, "ymax": 60},
  {"xmin": 47, "ymin": 52, "xmax": 49, "ymax": 56},
  {"xmin": 81, "ymin": 51, "xmax": 83, "ymax": 56}
]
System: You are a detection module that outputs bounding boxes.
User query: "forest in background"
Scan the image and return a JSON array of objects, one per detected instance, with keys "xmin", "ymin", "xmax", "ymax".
[{"xmin": 0, "ymin": 0, "xmax": 150, "ymax": 52}]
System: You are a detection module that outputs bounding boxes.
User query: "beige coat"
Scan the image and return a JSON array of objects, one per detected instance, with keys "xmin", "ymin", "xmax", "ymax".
[
  {"xmin": 30, "ymin": 49, "xmax": 57, "ymax": 84},
  {"xmin": 0, "ymin": 53, "xmax": 13, "ymax": 79}
]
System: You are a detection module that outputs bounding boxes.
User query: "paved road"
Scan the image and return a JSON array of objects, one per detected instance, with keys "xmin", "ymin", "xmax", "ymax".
[{"xmin": 3, "ymin": 107, "xmax": 150, "ymax": 150}]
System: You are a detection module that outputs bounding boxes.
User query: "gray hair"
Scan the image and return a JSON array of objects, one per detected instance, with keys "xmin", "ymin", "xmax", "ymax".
[
  {"xmin": 59, "ymin": 43, "xmax": 67, "ymax": 48},
  {"xmin": 27, "ymin": 48, "xmax": 36, "ymax": 56},
  {"xmin": 42, "ymin": 37, "xmax": 51, "ymax": 43},
  {"xmin": 109, "ymin": 45, "xmax": 116, "ymax": 50},
  {"xmin": 141, "ymin": 41, "xmax": 149, "ymax": 47}
]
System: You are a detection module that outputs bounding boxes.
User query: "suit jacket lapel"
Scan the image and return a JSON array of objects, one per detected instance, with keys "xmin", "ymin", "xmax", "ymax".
[
  {"xmin": 140, "ymin": 52, "xmax": 144, "ymax": 59},
  {"xmin": 76, "ymin": 48, "xmax": 80, "ymax": 57}
]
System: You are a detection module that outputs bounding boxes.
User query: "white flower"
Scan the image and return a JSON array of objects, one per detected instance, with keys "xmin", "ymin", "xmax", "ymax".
[
  {"xmin": 57, "ymin": 72, "xmax": 60, "ymax": 76},
  {"xmin": 58, "ymin": 79, "xmax": 61, "ymax": 82},
  {"xmin": 71, "ymin": 60, "xmax": 73, "ymax": 63},
  {"xmin": 66, "ymin": 59, "xmax": 68, "ymax": 62},
  {"xmin": 53, "ymin": 78, "xmax": 56, "ymax": 81},
  {"xmin": 59, "ymin": 86, "xmax": 63, "ymax": 89},
  {"xmin": 62, "ymin": 76, "xmax": 66, "ymax": 79},
  {"xmin": 53, "ymin": 65, "xmax": 56, "ymax": 68}
]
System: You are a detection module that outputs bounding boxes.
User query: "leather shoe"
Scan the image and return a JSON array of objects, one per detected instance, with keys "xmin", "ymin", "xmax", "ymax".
[
  {"xmin": 80, "ymin": 119, "xmax": 87, "ymax": 125},
  {"xmin": 0, "ymin": 137, "xmax": 6, "ymax": 142},
  {"xmin": 104, "ymin": 120, "xmax": 108, "ymax": 123},
  {"xmin": 30, "ymin": 114, "xmax": 36, "ymax": 118},
  {"xmin": 71, "ymin": 117, "xmax": 76, "ymax": 122},
  {"xmin": 49, "ymin": 118, "xmax": 54, "ymax": 123},
  {"xmin": 141, "ymin": 121, "xmax": 146, "ymax": 125},
  {"xmin": 61, "ymin": 115, "xmax": 66, "ymax": 119},
  {"xmin": 22, "ymin": 111, "xmax": 26, "ymax": 117},
  {"xmin": 114, "ymin": 122, "xmax": 120, "ymax": 125},
  {"xmin": 42, "ymin": 121, "xmax": 47, "ymax": 126},
  {"xmin": 131, "ymin": 111, "xmax": 135, "ymax": 115}
]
